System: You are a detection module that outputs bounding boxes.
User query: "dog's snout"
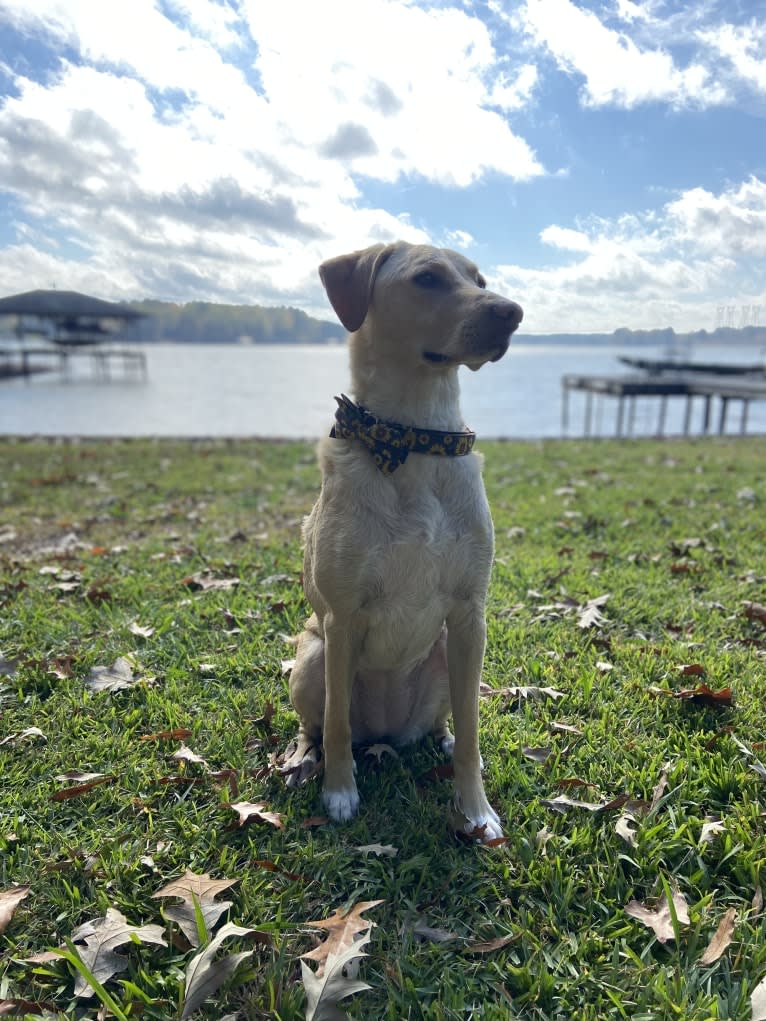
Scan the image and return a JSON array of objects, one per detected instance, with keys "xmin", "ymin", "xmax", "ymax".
[{"xmin": 490, "ymin": 299, "xmax": 523, "ymax": 328}]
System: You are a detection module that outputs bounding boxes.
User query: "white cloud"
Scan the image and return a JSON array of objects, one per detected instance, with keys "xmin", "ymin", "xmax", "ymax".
[
  {"xmin": 0, "ymin": 0, "xmax": 543, "ymax": 310},
  {"xmin": 492, "ymin": 176, "xmax": 766, "ymax": 333},
  {"xmin": 698, "ymin": 21, "xmax": 766, "ymax": 94},
  {"xmin": 519, "ymin": 0, "xmax": 727, "ymax": 108}
]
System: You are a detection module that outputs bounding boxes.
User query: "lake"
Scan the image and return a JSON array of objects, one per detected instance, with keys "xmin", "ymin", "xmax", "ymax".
[{"xmin": 1, "ymin": 342, "xmax": 765, "ymax": 439}]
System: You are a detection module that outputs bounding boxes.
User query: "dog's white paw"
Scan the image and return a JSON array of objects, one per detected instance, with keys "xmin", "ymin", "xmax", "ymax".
[
  {"xmin": 449, "ymin": 797, "xmax": 503, "ymax": 843},
  {"xmin": 322, "ymin": 783, "xmax": 360, "ymax": 822}
]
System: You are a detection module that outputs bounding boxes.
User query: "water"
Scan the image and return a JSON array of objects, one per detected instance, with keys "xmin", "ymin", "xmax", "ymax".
[{"xmin": 1, "ymin": 342, "xmax": 764, "ymax": 438}]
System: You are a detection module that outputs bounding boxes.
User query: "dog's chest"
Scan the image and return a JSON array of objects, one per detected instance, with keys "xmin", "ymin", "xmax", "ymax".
[{"xmin": 357, "ymin": 460, "xmax": 493, "ymax": 667}]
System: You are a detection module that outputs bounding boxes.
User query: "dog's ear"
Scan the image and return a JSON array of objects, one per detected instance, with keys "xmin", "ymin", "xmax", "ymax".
[{"xmin": 318, "ymin": 243, "xmax": 395, "ymax": 333}]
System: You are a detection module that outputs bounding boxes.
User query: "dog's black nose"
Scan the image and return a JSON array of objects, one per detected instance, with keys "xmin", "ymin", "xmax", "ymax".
[{"xmin": 490, "ymin": 300, "xmax": 523, "ymax": 329}]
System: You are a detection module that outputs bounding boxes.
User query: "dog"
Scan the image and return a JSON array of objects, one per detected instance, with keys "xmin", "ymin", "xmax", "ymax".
[{"xmin": 281, "ymin": 241, "xmax": 523, "ymax": 840}]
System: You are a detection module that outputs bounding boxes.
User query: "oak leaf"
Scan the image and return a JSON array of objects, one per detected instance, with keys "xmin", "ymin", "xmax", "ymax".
[
  {"xmin": 301, "ymin": 928, "xmax": 373, "ymax": 1021},
  {"xmin": 365, "ymin": 743, "xmax": 398, "ymax": 763},
  {"xmin": 227, "ymin": 801, "xmax": 284, "ymax": 829},
  {"xmin": 83, "ymin": 657, "xmax": 144, "ymax": 693},
  {"xmin": 69, "ymin": 907, "xmax": 167, "ymax": 997},
  {"xmin": 181, "ymin": 921, "xmax": 263, "ymax": 1020},
  {"xmin": 356, "ymin": 843, "xmax": 398, "ymax": 858},
  {"xmin": 577, "ymin": 594, "xmax": 610, "ymax": 629},
  {"xmin": 301, "ymin": 901, "xmax": 382, "ymax": 975},
  {"xmin": 152, "ymin": 870, "xmax": 238, "ymax": 947},
  {"xmin": 625, "ymin": 888, "xmax": 689, "ymax": 943}
]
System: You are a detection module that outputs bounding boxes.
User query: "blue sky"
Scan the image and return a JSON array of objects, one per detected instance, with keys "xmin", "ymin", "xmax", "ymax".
[{"xmin": 0, "ymin": 0, "xmax": 764, "ymax": 333}]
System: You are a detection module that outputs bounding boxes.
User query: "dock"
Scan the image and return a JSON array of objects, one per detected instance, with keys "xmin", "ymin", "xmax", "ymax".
[
  {"xmin": 0, "ymin": 343, "xmax": 147, "ymax": 382},
  {"xmin": 562, "ymin": 366, "xmax": 766, "ymax": 437}
]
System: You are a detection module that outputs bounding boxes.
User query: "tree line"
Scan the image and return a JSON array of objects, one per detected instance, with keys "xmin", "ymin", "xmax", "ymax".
[{"xmin": 132, "ymin": 300, "xmax": 342, "ymax": 345}]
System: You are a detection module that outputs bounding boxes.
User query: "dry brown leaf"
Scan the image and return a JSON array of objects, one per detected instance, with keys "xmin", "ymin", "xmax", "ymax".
[
  {"xmin": 678, "ymin": 663, "xmax": 705, "ymax": 676},
  {"xmin": 744, "ymin": 601, "xmax": 766, "ymax": 627},
  {"xmin": 752, "ymin": 886, "xmax": 764, "ymax": 916},
  {"xmin": 69, "ymin": 907, "xmax": 167, "ymax": 997},
  {"xmin": 51, "ymin": 775, "xmax": 116, "ymax": 801},
  {"xmin": 550, "ymin": 722, "xmax": 582, "ymax": 736},
  {"xmin": 465, "ymin": 933, "xmax": 518, "ymax": 954},
  {"xmin": 140, "ymin": 728, "xmax": 193, "ymax": 742},
  {"xmin": 625, "ymin": 887, "xmax": 689, "ymax": 943},
  {"xmin": 301, "ymin": 928, "xmax": 373, "ymax": 1021},
  {"xmin": 182, "ymin": 572, "xmax": 240, "ymax": 592},
  {"xmin": 302, "ymin": 900, "xmax": 382, "ymax": 975},
  {"xmin": 0, "ymin": 887, "xmax": 30, "ymax": 935},
  {"xmin": 699, "ymin": 907, "xmax": 737, "ymax": 965},
  {"xmin": 522, "ymin": 746, "xmax": 552, "ymax": 764},
  {"xmin": 171, "ymin": 745, "xmax": 210, "ymax": 769},
  {"xmin": 650, "ymin": 770, "xmax": 669, "ymax": 811},
  {"xmin": 0, "ymin": 997, "xmax": 59, "ymax": 1015},
  {"xmin": 227, "ymin": 800, "xmax": 285, "ymax": 829},
  {"xmin": 152, "ymin": 870, "xmax": 238, "ymax": 948}
]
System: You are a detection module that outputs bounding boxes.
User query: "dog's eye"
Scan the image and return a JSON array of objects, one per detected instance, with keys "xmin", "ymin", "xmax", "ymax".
[
  {"xmin": 476, "ymin": 275, "xmax": 486, "ymax": 289},
  {"xmin": 413, "ymin": 271, "xmax": 441, "ymax": 289}
]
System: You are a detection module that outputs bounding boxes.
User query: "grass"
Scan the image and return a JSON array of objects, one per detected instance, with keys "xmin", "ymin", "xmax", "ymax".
[{"xmin": 1, "ymin": 434, "xmax": 765, "ymax": 1020}]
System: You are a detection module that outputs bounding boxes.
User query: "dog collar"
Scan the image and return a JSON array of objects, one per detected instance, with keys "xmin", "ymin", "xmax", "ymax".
[{"xmin": 329, "ymin": 394, "xmax": 476, "ymax": 476}]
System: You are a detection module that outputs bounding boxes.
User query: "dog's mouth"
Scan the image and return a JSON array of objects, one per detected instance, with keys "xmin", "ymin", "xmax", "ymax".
[{"xmin": 423, "ymin": 351, "xmax": 452, "ymax": 365}]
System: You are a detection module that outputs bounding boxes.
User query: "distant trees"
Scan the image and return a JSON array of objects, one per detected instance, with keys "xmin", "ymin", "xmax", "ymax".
[{"xmin": 132, "ymin": 300, "xmax": 342, "ymax": 345}]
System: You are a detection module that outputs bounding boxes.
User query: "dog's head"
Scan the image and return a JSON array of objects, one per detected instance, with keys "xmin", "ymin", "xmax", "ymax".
[{"xmin": 319, "ymin": 241, "xmax": 523, "ymax": 371}]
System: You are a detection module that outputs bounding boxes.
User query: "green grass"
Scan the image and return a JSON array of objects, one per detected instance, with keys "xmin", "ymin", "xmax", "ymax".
[{"xmin": 1, "ymin": 435, "xmax": 765, "ymax": 1020}]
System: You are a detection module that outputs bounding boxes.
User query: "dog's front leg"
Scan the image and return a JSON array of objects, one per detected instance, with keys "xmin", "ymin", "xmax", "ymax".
[
  {"xmin": 321, "ymin": 614, "xmax": 362, "ymax": 822},
  {"xmin": 446, "ymin": 605, "xmax": 503, "ymax": 841}
]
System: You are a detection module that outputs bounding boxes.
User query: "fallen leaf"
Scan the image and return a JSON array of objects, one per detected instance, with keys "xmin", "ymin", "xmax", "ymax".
[
  {"xmin": 650, "ymin": 770, "xmax": 669, "ymax": 811},
  {"xmin": 522, "ymin": 746, "xmax": 552, "ymax": 764},
  {"xmin": 302, "ymin": 901, "xmax": 382, "ymax": 975},
  {"xmin": 0, "ymin": 727, "xmax": 46, "ymax": 747},
  {"xmin": 409, "ymin": 918, "xmax": 458, "ymax": 944},
  {"xmin": 550, "ymin": 722, "xmax": 582, "ymax": 736},
  {"xmin": 0, "ymin": 887, "xmax": 31, "ymax": 935},
  {"xmin": 51, "ymin": 775, "xmax": 116, "ymax": 801},
  {"xmin": 649, "ymin": 684, "xmax": 734, "ymax": 708},
  {"xmin": 465, "ymin": 933, "xmax": 518, "ymax": 954},
  {"xmin": 140, "ymin": 727, "xmax": 193, "ymax": 742},
  {"xmin": 227, "ymin": 801, "xmax": 285, "ymax": 830},
  {"xmin": 55, "ymin": 770, "xmax": 106, "ymax": 783},
  {"xmin": 615, "ymin": 815, "xmax": 638, "ymax": 847},
  {"xmin": 578, "ymin": 594, "xmax": 610, "ymax": 629},
  {"xmin": 253, "ymin": 859, "xmax": 304, "ymax": 882},
  {"xmin": 171, "ymin": 745, "xmax": 210, "ymax": 769},
  {"xmin": 752, "ymin": 886, "xmax": 763, "ymax": 916},
  {"xmin": 83, "ymin": 657, "xmax": 142, "ymax": 693},
  {"xmin": 480, "ymin": 683, "xmax": 565, "ymax": 702},
  {"xmin": 152, "ymin": 870, "xmax": 238, "ymax": 947},
  {"xmin": 281, "ymin": 658, "xmax": 296, "ymax": 675},
  {"xmin": 181, "ymin": 921, "xmax": 262, "ymax": 1020},
  {"xmin": 301, "ymin": 816, "xmax": 329, "ymax": 829},
  {"xmin": 698, "ymin": 907, "xmax": 737, "ymax": 965},
  {"xmin": 744, "ymin": 602, "xmax": 766, "ymax": 627},
  {"xmin": 0, "ymin": 655, "xmax": 17, "ymax": 677},
  {"xmin": 129, "ymin": 622, "xmax": 155, "ymax": 638},
  {"xmin": 182, "ymin": 572, "xmax": 240, "ymax": 592},
  {"xmin": 301, "ymin": 928, "xmax": 373, "ymax": 1021},
  {"xmin": 356, "ymin": 844, "xmax": 398, "ymax": 858},
  {"xmin": 752, "ymin": 975, "xmax": 766, "ymax": 1021},
  {"xmin": 0, "ymin": 997, "xmax": 59, "ymax": 1016},
  {"xmin": 678, "ymin": 663, "xmax": 705, "ymax": 676},
  {"xmin": 625, "ymin": 887, "xmax": 689, "ymax": 943},
  {"xmin": 69, "ymin": 907, "xmax": 167, "ymax": 997}
]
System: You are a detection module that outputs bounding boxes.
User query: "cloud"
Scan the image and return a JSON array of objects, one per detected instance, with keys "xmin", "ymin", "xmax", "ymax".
[
  {"xmin": 492, "ymin": 176, "xmax": 766, "ymax": 332},
  {"xmin": 519, "ymin": 0, "xmax": 727, "ymax": 108},
  {"xmin": 0, "ymin": 0, "xmax": 543, "ymax": 311},
  {"xmin": 698, "ymin": 21, "xmax": 766, "ymax": 94}
]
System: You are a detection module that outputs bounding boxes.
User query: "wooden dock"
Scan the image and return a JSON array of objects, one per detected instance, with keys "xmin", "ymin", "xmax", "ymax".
[
  {"xmin": 562, "ymin": 370, "xmax": 766, "ymax": 437},
  {"xmin": 0, "ymin": 344, "xmax": 147, "ymax": 382}
]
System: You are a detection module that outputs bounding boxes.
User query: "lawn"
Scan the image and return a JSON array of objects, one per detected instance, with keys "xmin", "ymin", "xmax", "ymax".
[{"xmin": 1, "ymin": 435, "xmax": 765, "ymax": 1020}]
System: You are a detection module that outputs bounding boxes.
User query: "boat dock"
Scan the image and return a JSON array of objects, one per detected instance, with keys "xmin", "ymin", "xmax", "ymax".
[
  {"xmin": 562, "ymin": 360, "xmax": 766, "ymax": 437},
  {"xmin": 0, "ymin": 343, "xmax": 147, "ymax": 382}
]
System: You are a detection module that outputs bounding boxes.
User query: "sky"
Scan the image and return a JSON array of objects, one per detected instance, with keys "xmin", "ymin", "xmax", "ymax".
[{"xmin": 0, "ymin": 0, "xmax": 764, "ymax": 335}]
